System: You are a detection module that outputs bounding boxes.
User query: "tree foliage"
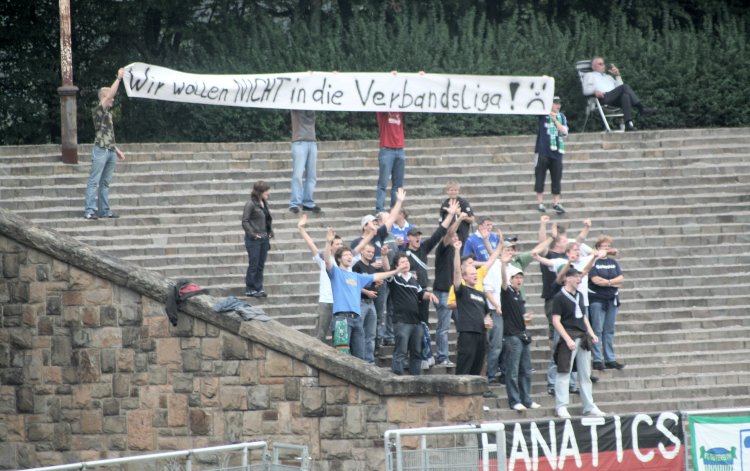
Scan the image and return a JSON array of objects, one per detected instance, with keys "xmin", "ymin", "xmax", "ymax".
[{"xmin": 1, "ymin": 0, "xmax": 748, "ymax": 144}]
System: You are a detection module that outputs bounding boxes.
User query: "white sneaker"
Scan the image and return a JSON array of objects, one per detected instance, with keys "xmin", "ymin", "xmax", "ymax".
[
  {"xmin": 438, "ymin": 359, "xmax": 455, "ymax": 367},
  {"xmin": 529, "ymin": 402, "xmax": 541, "ymax": 409},
  {"xmin": 556, "ymin": 407, "xmax": 571, "ymax": 419},
  {"xmin": 512, "ymin": 403, "xmax": 527, "ymax": 412},
  {"xmin": 584, "ymin": 406, "xmax": 606, "ymax": 417}
]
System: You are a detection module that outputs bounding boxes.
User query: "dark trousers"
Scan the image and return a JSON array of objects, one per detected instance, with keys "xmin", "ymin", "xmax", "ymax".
[
  {"xmin": 244, "ymin": 236, "xmax": 269, "ymax": 292},
  {"xmin": 534, "ymin": 154, "xmax": 563, "ymax": 195},
  {"xmin": 602, "ymin": 84, "xmax": 641, "ymax": 122},
  {"xmin": 456, "ymin": 331, "xmax": 487, "ymax": 376},
  {"xmin": 392, "ymin": 322, "xmax": 423, "ymax": 375}
]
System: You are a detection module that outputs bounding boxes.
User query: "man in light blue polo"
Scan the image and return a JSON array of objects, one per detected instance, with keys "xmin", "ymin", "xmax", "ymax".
[{"xmin": 325, "ymin": 227, "xmax": 404, "ymax": 360}]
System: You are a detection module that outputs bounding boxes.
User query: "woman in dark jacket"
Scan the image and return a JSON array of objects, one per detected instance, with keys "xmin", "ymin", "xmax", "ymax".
[{"xmin": 242, "ymin": 181, "xmax": 273, "ymax": 297}]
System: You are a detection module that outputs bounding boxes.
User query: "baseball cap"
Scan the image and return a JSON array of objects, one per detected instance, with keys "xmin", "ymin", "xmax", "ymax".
[
  {"xmin": 407, "ymin": 227, "xmax": 422, "ymax": 236},
  {"xmin": 553, "ymin": 96, "xmax": 561, "ymax": 103},
  {"xmin": 564, "ymin": 266, "xmax": 582, "ymax": 277},
  {"xmin": 507, "ymin": 266, "xmax": 524, "ymax": 278},
  {"xmin": 360, "ymin": 214, "xmax": 376, "ymax": 228}
]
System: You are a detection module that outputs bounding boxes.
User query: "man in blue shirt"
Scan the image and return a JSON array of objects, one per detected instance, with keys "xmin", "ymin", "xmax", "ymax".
[
  {"xmin": 462, "ymin": 217, "xmax": 500, "ymax": 262},
  {"xmin": 325, "ymin": 227, "xmax": 405, "ymax": 360}
]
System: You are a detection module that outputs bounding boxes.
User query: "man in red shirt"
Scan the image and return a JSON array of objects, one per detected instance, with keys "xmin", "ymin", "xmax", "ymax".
[{"xmin": 375, "ymin": 112, "xmax": 405, "ymax": 212}]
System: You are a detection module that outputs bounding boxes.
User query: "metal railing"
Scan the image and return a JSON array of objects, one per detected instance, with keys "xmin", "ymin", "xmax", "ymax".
[
  {"xmin": 385, "ymin": 423, "xmax": 506, "ymax": 471},
  {"xmin": 22, "ymin": 441, "xmax": 310, "ymax": 471}
]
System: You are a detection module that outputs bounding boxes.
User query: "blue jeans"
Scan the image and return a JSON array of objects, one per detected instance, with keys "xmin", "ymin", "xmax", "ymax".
[
  {"xmin": 392, "ymin": 322, "xmax": 422, "ymax": 375},
  {"xmin": 361, "ymin": 299, "xmax": 377, "ymax": 363},
  {"xmin": 589, "ymin": 300, "xmax": 619, "ymax": 363},
  {"xmin": 244, "ymin": 236, "xmax": 269, "ymax": 293},
  {"xmin": 376, "ymin": 282, "xmax": 393, "ymax": 343},
  {"xmin": 375, "ymin": 147, "xmax": 405, "ymax": 211},
  {"xmin": 289, "ymin": 141, "xmax": 317, "ymax": 208},
  {"xmin": 555, "ymin": 337, "xmax": 596, "ymax": 413},
  {"xmin": 547, "ymin": 328, "xmax": 577, "ymax": 390},
  {"xmin": 333, "ymin": 313, "xmax": 365, "ymax": 360},
  {"xmin": 434, "ymin": 291, "xmax": 452, "ymax": 363},
  {"xmin": 84, "ymin": 145, "xmax": 117, "ymax": 216},
  {"xmin": 486, "ymin": 313, "xmax": 504, "ymax": 379},
  {"xmin": 503, "ymin": 335, "xmax": 532, "ymax": 408}
]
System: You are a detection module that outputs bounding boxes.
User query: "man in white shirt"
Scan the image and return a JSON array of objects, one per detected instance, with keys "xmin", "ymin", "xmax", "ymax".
[{"xmin": 583, "ymin": 56, "xmax": 656, "ymax": 131}]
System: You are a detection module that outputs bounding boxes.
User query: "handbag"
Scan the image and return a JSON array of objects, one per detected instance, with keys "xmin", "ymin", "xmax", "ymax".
[{"xmin": 517, "ymin": 331, "xmax": 532, "ymax": 345}]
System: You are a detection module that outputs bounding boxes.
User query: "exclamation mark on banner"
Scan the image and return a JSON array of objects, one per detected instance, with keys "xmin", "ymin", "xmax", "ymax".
[{"xmin": 509, "ymin": 81, "xmax": 520, "ymax": 110}]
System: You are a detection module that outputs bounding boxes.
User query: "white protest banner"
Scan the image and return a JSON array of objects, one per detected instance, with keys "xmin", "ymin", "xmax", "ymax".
[{"xmin": 122, "ymin": 62, "xmax": 554, "ymax": 115}]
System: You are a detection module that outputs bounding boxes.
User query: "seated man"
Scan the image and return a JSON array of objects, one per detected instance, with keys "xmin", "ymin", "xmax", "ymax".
[{"xmin": 583, "ymin": 56, "xmax": 656, "ymax": 131}]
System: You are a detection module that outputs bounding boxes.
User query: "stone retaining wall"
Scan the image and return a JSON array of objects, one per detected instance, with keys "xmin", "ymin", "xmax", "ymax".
[{"xmin": 0, "ymin": 208, "xmax": 486, "ymax": 470}]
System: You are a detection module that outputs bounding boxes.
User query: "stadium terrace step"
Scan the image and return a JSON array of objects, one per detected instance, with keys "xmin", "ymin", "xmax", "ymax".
[{"xmin": 2, "ymin": 126, "xmax": 750, "ymax": 423}]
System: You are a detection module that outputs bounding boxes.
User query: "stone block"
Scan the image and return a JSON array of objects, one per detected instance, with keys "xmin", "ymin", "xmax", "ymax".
[
  {"xmin": 28, "ymin": 282, "xmax": 46, "ymax": 302},
  {"xmin": 201, "ymin": 377, "xmax": 220, "ymax": 404},
  {"xmin": 5, "ymin": 414, "xmax": 24, "ymax": 441},
  {"xmin": 326, "ymin": 386, "xmax": 349, "ymax": 405},
  {"xmin": 239, "ymin": 360, "xmax": 260, "ymax": 384},
  {"xmin": 9, "ymin": 282, "xmax": 29, "ymax": 303},
  {"xmin": 190, "ymin": 409, "xmax": 210, "ymax": 435},
  {"xmin": 247, "ymin": 385, "xmax": 270, "ymax": 410},
  {"xmin": 36, "ymin": 264, "xmax": 50, "ymax": 282},
  {"xmin": 168, "ymin": 394, "xmax": 188, "ymax": 427},
  {"xmin": 16, "ymin": 386, "xmax": 34, "ymax": 413},
  {"xmin": 50, "ymin": 260, "xmax": 68, "ymax": 282},
  {"xmin": 285, "ymin": 377, "xmax": 301, "ymax": 401},
  {"xmin": 222, "ymin": 334, "xmax": 248, "ymax": 360},
  {"xmin": 220, "ymin": 386, "xmax": 248, "ymax": 410},
  {"xmin": 3, "ymin": 253, "xmax": 20, "ymax": 278},
  {"xmin": 116, "ymin": 349, "xmax": 135, "ymax": 372},
  {"xmin": 172, "ymin": 374, "xmax": 194, "ymax": 393},
  {"xmin": 102, "ymin": 398, "xmax": 119, "ymax": 416},
  {"xmin": 10, "ymin": 329, "xmax": 33, "ymax": 349},
  {"xmin": 68, "ymin": 267, "xmax": 96, "ymax": 290},
  {"xmin": 92, "ymin": 327, "xmax": 121, "ymax": 348},
  {"xmin": 224, "ymin": 411, "xmax": 243, "ymax": 443},
  {"xmin": 0, "ymin": 443, "xmax": 18, "ymax": 470},
  {"xmin": 82, "ymin": 288, "xmax": 112, "ymax": 305},
  {"xmin": 71, "ymin": 328, "xmax": 91, "ymax": 348},
  {"xmin": 76, "ymin": 349, "xmax": 101, "ymax": 383},
  {"xmin": 319, "ymin": 440, "xmax": 353, "ymax": 460},
  {"xmin": 62, "ymin": 306, "xmax": 81, "ymax": 325},
  {"xmin": 343, "ymin": 405, "xmax": 366, "ymax": 438},
  {"xmin": 43, "ymin": 366, "xmax": 62, "ymax": 385},
  {"xmin": 37, "ymin": 317, "xmax": 54, "ymax": 336},
  {"xmin": 146, "ymin": 315, "xmax": 170, "ymax": 338},
  {"xmin": 109, "ymin": 435, "xmax": 127, "ymax": 450},
  {"xmin": 99, "ymin": 305, "xmax": 117, "ymax": 326},
  {"xmin": 320, "ymin": 417, "xmax": 344, "ymax": 440},
  {"xmin": 172, "ymin": 312, "xmax": 194, "ymax": 337},
  {"xmin": 156, "ymin": 337, "xmax": 181, "ymax": 367},
  {"xmin": 1, "ymin": 368, "xmax": 24, "ymax": 385},
  {"xmin": 301, "ymin": 387, "xmax": 326, "ymax": 417},
  {"xmin": 127, "ymin": 410, "xmax": 154, "ymax": 450},
  {"xmin": 443, "ymin": 396, "xmax": 482, "ymax": 422},
  {"xmin": 27, "ymin": 423, "xmax": 53, "ymax": 441},
  {"xmin": 242, "ymin": 410, "xmax": 264, "ymax": 434},
  {"xmin": 80, "ymin": 306, "xmax": 99, "ymax": 326},
  {"xmin": 118, "ymin": 304, "xmax": 142, "ymax": 326},
  {"xmin": 366, "ymin": 404, "xmax": 387, "ymax": 422},
  {"xmin": 265, "ymin": 349, "xmax": 294, "ymax": 377},
  {"xmin": 81, "ymin": 410, "xmax": 103, "ymax": 433},
  {"xmin": 319, "ymin": 372, "xmax": 348, "ymax": 387},
  {"xmin": 201, "ymin": 337, "xmax": 222, "ymax": 360},
  {"xmin": 100, "ymin": 349, "xmax": 116, "ymax": 373},
  {"xmin": 103, "ymin": 416, "xmax": 127, "ymax": 434},
  {"xmin": 62, "ymin": 291, "xmax": 82, "ymax": 306},
  {"xmin": 112, "ymin": 374, "xmax": 130, "ymax": 397},
  {"xmin": 121, "ymin": 326, "xmax": 140, "ymax": 348}
]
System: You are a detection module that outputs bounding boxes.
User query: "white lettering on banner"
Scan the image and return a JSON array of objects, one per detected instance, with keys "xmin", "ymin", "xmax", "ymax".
[
  {"xmin": 505, "ymin": 412, "xmax": 683, "ymax": 471},
  {"xmin": 558, "ymin": 419, "xmax": 582, "ymax": 468},
  {"xmin": 615, "ymin": 414, "xmax": 624, "ymax": 462},
  {"xmin": 510, "ymin": 423, "xmax": 532, "ymax": 470},
  {"xmin": 582, "ymin": 417, "xmax": 606, "ymax": 467},
  {"xmin": 633, "ymin": 414, "xmax": 656, "ymax": 462},
  {"xmin": 123, "ymin": 62, "xmax": 555, "ymax": 114},
  {"xmin": 529, "ymin": 421, "xmax": 557, "ymax": 470},
  {"xmin": 656, "ymin": 412, "xmax": 682, "ymax": 459}
]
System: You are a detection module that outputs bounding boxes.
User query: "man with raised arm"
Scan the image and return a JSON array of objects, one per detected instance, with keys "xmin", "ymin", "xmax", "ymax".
[
  {"xmin": 452, "ymin": 239, "xmax": 492, "ymax": 376},
  {"xmin": 325, "ymin": 228, "xmax": 405, "ymax": 360},
  {"xmin": 84, "ymin": 67, "xmax": 126, "ymax": 220}
]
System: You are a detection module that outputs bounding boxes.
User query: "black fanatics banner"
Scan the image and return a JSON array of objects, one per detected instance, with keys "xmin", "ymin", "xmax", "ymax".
[{"xmin": 501, "ymin": 412, "xmax": 684, "ymax": 470}]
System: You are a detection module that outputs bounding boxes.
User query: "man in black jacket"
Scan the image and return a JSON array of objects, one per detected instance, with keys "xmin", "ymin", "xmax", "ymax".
[{"xmin": 383, "ymin": 253, "xmax": 438, "ymax": 375}]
